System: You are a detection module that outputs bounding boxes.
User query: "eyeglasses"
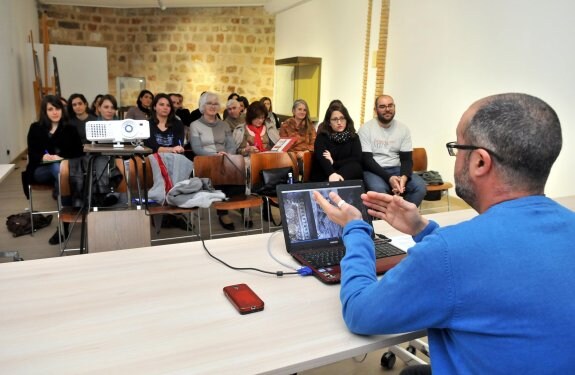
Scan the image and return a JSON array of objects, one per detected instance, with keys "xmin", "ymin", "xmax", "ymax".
[
  {"xmin": 446, "ymin": 142, "xmax": 504, "ymax": 162},
  {"xmin": 377, "ymin": 104, "xmax": 395, "ymax": 110},
  {"xmin": 206, "ymin": 102, "xmax": 219, "ymax": 107},
  {"xmin": 330, "ymin": 117, "xmax": 346, "ymax": 123}
]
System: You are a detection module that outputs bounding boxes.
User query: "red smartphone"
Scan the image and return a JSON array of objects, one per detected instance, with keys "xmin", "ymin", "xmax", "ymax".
[{"xmin": 223, "ymin": 283, "xmax": 265, "ymax": 315}]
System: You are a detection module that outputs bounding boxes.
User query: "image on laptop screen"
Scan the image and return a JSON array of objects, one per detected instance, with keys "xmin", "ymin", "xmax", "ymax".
[{"xmin": 278, "ymin": 181, "xmax": 370, "ymax": 248}]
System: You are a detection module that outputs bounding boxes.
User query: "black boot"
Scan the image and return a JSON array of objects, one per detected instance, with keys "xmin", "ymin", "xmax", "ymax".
[{"xmin": 48, "ymin": 223, "xmax": 69, "ymax": 245}]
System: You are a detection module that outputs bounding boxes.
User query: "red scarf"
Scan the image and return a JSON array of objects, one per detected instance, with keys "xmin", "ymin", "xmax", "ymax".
[{"xmin": 247, "ymin": 125, "xmax": 266, "ymax": 152}]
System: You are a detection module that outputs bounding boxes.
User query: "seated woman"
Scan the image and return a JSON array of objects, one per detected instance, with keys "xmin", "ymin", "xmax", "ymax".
[
  {"xmin": 279, "ymin": 99, "xmax": 316, "ymax": 153},
  {"xmin": 144, "ymin": 93, "xmax": 185, "ymax": 154},
  {"xmin": 190, "ymin": 92, "xmax": 240, "ymax": 231},
  {"xmin": 234, "ymin": 101, "xmax": 279, "ymax": 156},
  {"xmin": 260, "ymin": 96, "xmax": 280, "ymax": 129},
  {"xmin": 89, "ymin": 94, "xmax": 103, "ymax": 117},
  {"xmin": 67, "ymin": 93, "xmax": 97, "ymax": 144},
  {"xmin": 310, "ymin": 103, "xmax": 363, "ymax": 182},
  {"xmin": 125, "ymin": 90, "xmax": 154, "ymax": 120},
  {"xmin": 26, "ymin": 95, "xmax": 84, "ymax": 244},
  {"xmin": 98, "ymin": 94, "xmax": 119, "ymax": 121}
]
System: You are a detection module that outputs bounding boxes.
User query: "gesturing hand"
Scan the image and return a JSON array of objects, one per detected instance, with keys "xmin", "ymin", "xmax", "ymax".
[
  {"xmin": 313, "ymin": 191, "xmax": 362, "ymax": 227},
  {"xmin": 361, "ymin": 191, "xmax": 428, "ymax": 236}
]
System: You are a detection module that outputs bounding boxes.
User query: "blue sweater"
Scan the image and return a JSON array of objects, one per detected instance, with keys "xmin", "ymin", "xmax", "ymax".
[{"xmin": 340, "ymin": 195, "xmax": 575, "ymax": 374}]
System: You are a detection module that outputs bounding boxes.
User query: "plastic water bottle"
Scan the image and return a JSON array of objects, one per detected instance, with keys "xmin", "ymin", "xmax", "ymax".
[{"xmin": 287, "ymin": 172, "xmax": 294, "ymax": 184}]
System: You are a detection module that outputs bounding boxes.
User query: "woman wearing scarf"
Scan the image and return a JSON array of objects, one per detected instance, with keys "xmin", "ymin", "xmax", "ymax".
[
  {"xmin": 310, "ymin": 102, "xmax": 363, "ymax": 182},
  {"xmin": 235, "ymin": 101, "xmax": 279, "ymax": 156}
]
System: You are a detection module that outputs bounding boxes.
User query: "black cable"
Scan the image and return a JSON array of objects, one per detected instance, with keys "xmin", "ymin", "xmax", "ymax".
[{"xmin": 199, "ymin": 235, "xmax": 299, "ymax": 276}]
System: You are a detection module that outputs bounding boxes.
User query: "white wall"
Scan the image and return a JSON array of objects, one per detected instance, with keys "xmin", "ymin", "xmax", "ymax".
[
  {"xmin": 0, "ymin": 0, "xmax": 39, "ymax": 163},
  {"xmin": 385, "ymin": 0, "xmax": 575, "ymax": 198},
  {"xmin": 276, "ymin": 0, "xmax": 575, "ymax": 199},
  {"xmin": 30, "ymin": 44, "xmax": 108, "ymax": 109},
  {"xmin": 274, "ymin": 0, "xmax": 371, "ymax": 124}
]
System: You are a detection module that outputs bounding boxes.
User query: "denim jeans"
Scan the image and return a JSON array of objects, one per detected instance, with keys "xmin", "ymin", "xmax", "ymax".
[
  {"xmin": 32, "ymin": 162, "xmax": 61, "ymax": 196},
  {"xmin": 363, "ymin": 167, "xmax": 427, "ymax": 207}
]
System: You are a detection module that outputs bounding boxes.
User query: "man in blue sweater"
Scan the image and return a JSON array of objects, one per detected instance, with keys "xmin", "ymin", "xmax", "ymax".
[{"xmin": 314, "ymin": 93, "xmax": 575, "ymax": 374}]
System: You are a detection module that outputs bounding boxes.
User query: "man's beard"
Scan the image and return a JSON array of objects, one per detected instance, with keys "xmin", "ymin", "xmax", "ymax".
[
  {"xmin": 377, "ymin": 112, "xmax": 394, "ymax": 124},
  {"xmin": 455, "ymin": 162, "xmax": 478, "ymax": 210}
]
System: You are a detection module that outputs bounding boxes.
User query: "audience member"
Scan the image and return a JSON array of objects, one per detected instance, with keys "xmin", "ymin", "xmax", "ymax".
[
  {"xmin": 169, "ymin": 92, "xmax": 192, "ymax": 126},
  {"xmin": 67, "ymin": 93, "xmax": 96, "ymax": 144},
  {"xmin": 310, "ymin": 103, "xmax": 362, "ymax": 182},
  {"xmin": 144, "ymin": 93, "xmax": 185, "ymax": 154},
  {"xmin": 237, "ymin": 96, "xmax": 249, "ymax": 114},
  {"xmin": 279, "ymin": 99, "xmax": 316, "ymax": 153},
  {"xmin": 223, "ymin": 98, "xmax": 244, "ymax": 133},
  {"xmin": 313, "ymin": 92, "xmax": 574, "ymax": 375},
  {"xmin": 97, "ymin": 94, "xmax": 119, "ymax": 121},
  {"xmin": 89, "ymin": 94, "xmax": 103, "ymax": 117},
  {"xmin": 26, "ymin": 95, "xmax": 84, "ymax": 244},
  {"xmin": 359, "ymin": 95, "xmax": 426, "ymax": 206},
  {"xmin": 316, "ymin": 99, "xmax": 343, "ymax": 133},
  {"xmin": 190, "ymin": 92, "xmax": 239, "ymax": 231},
  {"xmin": 234, "ymin": 101, "xmax": 279, "ymax": 156},
  {"xmin": 223, "ymin": 92, "xmax": 240, "ymax": 119},
  {"xmin": 125, "ymin": 89, "xmax": 154, "ymax": 120},
  {"xmin": 260, "ymin": 96, "xmax": 280, "ymax": 129}
]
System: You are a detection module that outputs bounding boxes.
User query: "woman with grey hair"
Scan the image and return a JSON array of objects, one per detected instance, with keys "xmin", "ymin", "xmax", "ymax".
[{"xmin": 189, "ymin": 92, "xmax": 241, "ymax": 231}]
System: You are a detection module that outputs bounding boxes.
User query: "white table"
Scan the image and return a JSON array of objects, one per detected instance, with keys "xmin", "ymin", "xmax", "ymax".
[
  {"xmin": 0, "ymin": 164, "xmax": 15, "ymax": 184},
  {"xmin": 0, "ymin": 195, "xmax": 572, "ymax": 374}
]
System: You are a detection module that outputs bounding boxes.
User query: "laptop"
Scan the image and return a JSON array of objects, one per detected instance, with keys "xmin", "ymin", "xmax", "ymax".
[{"xmin": 276, "ymin": 180, "xmax": 407, "ymax": 284}]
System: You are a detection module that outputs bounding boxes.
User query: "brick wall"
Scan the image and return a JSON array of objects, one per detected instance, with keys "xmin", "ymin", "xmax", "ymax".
[{"xmin": 39, "ymin": 5, "xmax": 275, "ymax": 109}]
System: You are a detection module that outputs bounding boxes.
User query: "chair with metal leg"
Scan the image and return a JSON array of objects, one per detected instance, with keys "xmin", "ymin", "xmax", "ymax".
[
  {"xmin": 128, "ymin": 155, "xmax": 200, "ymax": 243},
  {"xmin": 249, "ymin": 152, "xmax": 299, "ymax": 232},
  {"xmin": 412, "ymin": 147, "xmax": 453, "ymax": 212},
  {"xmin": 194, "ymin": 154, "xmax": 263, "ymax": 239},
  {"xmin": 22, "ymin": 170, "xmax": 60, "ymax": 237}
]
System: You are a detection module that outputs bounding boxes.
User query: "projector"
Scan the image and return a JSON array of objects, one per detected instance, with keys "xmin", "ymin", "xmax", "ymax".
[{"xmin": 86, "ymin": 120, "xmax": 150, "ymax": 147}]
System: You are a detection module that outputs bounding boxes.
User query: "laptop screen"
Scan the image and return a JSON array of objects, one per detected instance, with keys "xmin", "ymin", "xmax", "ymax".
[{"xmin": 276, "ymin": 180, "xmax": 371, "ymax": 253}]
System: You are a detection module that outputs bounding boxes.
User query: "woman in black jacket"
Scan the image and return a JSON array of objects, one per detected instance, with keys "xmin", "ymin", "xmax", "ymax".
[
  {"xmin": 27, "ymin": 95, "xmax": 84, "ymax": 192},
  {"xmin": 310, "ymin": 102, "xmax": 363, "ymax": 182},
  {"xmin": 26, "ymin": 95, "xmax": 84, "ymax": 244}
]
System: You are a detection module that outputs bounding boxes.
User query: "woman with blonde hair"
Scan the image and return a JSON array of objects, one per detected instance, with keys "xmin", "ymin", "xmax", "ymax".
[{"xmin": 279, "ymin": 99, "xmax": 316, "ymax": 152}]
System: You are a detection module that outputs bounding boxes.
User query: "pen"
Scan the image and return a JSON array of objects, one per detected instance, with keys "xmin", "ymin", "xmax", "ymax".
[
  {"xmin": 178, "ymin": 140, "xmax": 182, "ymax": 147},
  {"xmin": 44, "ymin": 149, "xmax": 49, "ymax": 155}
]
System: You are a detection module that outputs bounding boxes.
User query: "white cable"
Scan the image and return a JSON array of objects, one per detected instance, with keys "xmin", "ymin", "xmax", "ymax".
[{"xmin": 266, "ymin": 229, "xmax": 299, "ymax": 271}]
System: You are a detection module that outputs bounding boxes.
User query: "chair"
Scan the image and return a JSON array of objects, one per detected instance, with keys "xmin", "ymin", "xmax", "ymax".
[
  {"xmin": 22, "ymin": 170, "xmax": 60, "ymax": 236},
  {"xmin": 299, "ymin": 151, "xmax": 313, "ymax": 183},
  {"xmin": 58, "ymin": 157, "xmax": 129, "ymax": 254},
  {"xmin": 128, "ymin": 155, "xmax": 200, "ymax": 243},
  {"xmin": 250, "ymin": 152, "xmax": 299, "ymax": 232},
  {"xmin": 412, "ymin": 147, "xmax": 454, "ymax": 211},
  {"xmin": 194, "ymin": 154, "xmax": 263, "ymax": 239}
]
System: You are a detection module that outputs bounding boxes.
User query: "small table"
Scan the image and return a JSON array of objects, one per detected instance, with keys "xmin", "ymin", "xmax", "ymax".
[{"xmin": 79, "ymin": 144, "xmax": 152, "ymax": 253}]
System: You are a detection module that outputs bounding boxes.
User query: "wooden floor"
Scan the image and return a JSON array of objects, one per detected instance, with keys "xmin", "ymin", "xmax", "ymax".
[{"xmin": 0, "ymin": 157, "xmax": 469, "ymax": 374}]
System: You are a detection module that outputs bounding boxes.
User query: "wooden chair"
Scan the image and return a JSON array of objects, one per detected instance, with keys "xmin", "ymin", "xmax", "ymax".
[
  {"xmin": 194, "ymin": 154, "xmax": 263, "ymax": 239},
  {"xmin": 128, "ymin": 155, "xmax": 200, "ymax": 243},
  {"xmin": 250, "ymin": 152, "xmax": 299, "ymax": 232},
  {"xmin": 298, "ymin": 151, "xmax": 313, "ymax": 183},
  {"xmin": 58, "ymin": 157, "xmax": 128, "ymax": 254},
  {"xmin": 412, "ymin": 147, "xmax": 454, "ymax": 211}
]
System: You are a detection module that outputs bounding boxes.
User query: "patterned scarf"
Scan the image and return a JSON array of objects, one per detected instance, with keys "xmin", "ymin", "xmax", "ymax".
[
  {"xmin": 247, "ymin": 125, "xmax": 267, "ymax": 151},
  {"xmin": 330, "ymin": 130, "xmax": 352, "ymax": 144}
]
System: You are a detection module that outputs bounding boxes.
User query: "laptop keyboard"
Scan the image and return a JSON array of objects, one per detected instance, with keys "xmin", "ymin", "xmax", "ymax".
[{"xmin": 300, "ymin": 240, "xmax": 405, "ymax": 269}]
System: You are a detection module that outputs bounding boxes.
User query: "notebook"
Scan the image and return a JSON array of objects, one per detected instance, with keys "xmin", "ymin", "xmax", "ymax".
[{"xmin": 276, "ymin": 180, "xmax": 407, "ymax": 284}]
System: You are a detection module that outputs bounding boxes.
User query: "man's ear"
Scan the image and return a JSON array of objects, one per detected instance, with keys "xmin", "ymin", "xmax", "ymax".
[{"xmin": 470, "ymin": 149, "xmax": 492, "ymax": 177}]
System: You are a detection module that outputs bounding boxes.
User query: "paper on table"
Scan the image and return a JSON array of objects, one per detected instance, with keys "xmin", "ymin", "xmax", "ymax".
[{"xmin": 391, "ymin": 235, "xmax": 416, "ymax": 252}]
